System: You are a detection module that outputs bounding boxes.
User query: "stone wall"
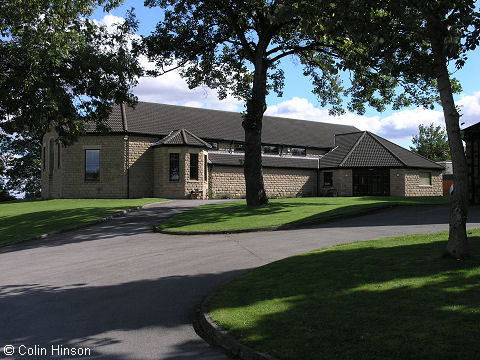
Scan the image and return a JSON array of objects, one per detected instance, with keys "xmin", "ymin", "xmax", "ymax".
[
  {"xmin": 52, "ymin": 134, "xmax": 127, "ymax": 198},
  {"xmin": 390, "ymin": 168, "xmax": 442, "ymax": 196},
  {"xmin": 404, "ymin": 169, "xmax": 443, "ymax": 196},
  {"xmin": 42, "ymin": 132, "xmax": 159, "ymax": 199},
  {"xmin": 390, "ymin": 169, "xmax": 406, "ymax": 196},
  {"xmin": 318, "ymin": 169, "xmax": 352, "ymax": 196},
  {"xmin": 153, "ymin": 146, "xmax": 208, "ymax": 199},
  {"xmin": 127, "ymin": 136, "xmax": 157, "ymax": 198},
  {"xmin": 466, "ymin": 138, "xmax": 480, "ymax": 203},
  {"xmin": 208, "ymin": 165, "xmax": 317, "ymax": 198}
]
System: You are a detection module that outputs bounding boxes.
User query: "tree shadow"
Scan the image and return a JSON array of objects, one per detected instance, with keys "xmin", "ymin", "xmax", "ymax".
[
  {"xmin": 0, "ymin": 270, "xmax": 245, "ymax": 359},
  {"xmin": 207, "ymin": 236, "xmax": 480, "ymax": 360},
  {"xmin": 0, "ymin": 203, "xmax": 202, "ymax": 253}
]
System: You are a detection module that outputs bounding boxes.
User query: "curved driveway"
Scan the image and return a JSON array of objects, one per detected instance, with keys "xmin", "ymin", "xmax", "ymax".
[{"xmin": 1, "ymin": 201, "xmax": 479, "ymax": 359}]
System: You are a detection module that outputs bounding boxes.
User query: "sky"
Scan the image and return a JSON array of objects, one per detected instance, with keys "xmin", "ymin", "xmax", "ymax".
[{"xmin": 92, "ymin": 2, "xmax": 480, "ymax": 148}]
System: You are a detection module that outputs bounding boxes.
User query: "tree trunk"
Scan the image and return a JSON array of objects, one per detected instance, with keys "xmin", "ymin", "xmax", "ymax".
[
  {"xmin": 243, "ymin": 56, "xmax": 269, "ymax": 207},
  {"xmin": 431, "ymin": 34, "xmax": 469, "ymax": 259}
]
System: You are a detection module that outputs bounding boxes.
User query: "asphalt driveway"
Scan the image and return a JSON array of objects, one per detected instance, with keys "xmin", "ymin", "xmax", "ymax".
[{"xmin": 1, "ymin": 201, "xmax": 479, "ymax": 359}]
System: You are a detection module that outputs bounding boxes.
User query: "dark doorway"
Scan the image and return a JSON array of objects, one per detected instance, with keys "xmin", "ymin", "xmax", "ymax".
[{"xmin": 353, "ymin": 168, "xmax": 390, "ymax": 196}]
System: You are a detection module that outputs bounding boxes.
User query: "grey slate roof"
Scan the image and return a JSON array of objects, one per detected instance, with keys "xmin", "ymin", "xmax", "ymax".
[
  {"xmin": 151, "ymin": 129, "xmax": 212, "ymax": 148},
  {"xmin": 97, "ymin": 101, "xmax": 359, "ymax": 149},
  {"xmin": 208, "ymin": 152, "xmax": 319, "ymax": 169},
  {"xmin": 320, "ymin": 131, "xmax": 444, "ymax": 170}
]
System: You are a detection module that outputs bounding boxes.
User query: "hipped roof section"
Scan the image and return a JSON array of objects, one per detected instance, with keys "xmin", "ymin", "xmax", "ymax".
[
  {"xmin": 151, "ymin": 128, "xmax": 212, "ymax": 148},
  {"xmin": 93, "ymin": 101, "xmax": 359, "ymax": 149},
  {"xmin": 320, "ymin": 131, "xmax": 444, "ymax": 170}
]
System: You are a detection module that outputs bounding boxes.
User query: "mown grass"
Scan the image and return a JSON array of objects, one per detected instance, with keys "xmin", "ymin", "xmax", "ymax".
[
  {"xmin": 0, "ymin": 198, "xmax": 167, "ymax": 245},
  {"xmin": 157, "ymin": 196, "xmax": 450, "ymax": 233},
  {"xmin": 208, "ymin": 229, "xmax": 480, "ymax": 360}
]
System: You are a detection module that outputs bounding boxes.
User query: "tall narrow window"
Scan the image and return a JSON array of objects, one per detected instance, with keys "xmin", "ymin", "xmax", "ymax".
[
  {"xmin": 43, "ymin": 146, "xmax": 46, "ymax": 171},
  {"xmin": 85, "ymin": 149, "xmax": 100, "ymax": 181},
  {"xmin": 49, "ymin": 138, "xmax": 54, "ymax": 176},
  {"xmin": 57, "ymin": 143, "xmax": 61, "ymax": 168},
  {"xmin": 204, "ymin": 155, "xmax": 208, "ymax": 182},
  {"xmin": 324, "ymin": 172, "xmax": 333, "ymax": 187},
  {"xmin": 169, "ymin": 153, "xmax": 180, "ymax": 181},
  {"xmin": 190, "ymin": 153, "xmax": 198, "ymax": 180}
]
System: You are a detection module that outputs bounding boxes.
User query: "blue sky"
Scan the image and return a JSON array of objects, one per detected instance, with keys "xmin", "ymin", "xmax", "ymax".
[{"xmin": 92, "ymin": 2, "xmax": 480, "ymax": 148}]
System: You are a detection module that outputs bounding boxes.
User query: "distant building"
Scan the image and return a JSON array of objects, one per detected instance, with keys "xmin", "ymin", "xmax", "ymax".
[
  {"xmin": 464, "ymin": 123, "xmax": 480, "ymax": 203},
  {"xmin": 41, "ymin": 102, "xmax": 443, "ymax": 199}
]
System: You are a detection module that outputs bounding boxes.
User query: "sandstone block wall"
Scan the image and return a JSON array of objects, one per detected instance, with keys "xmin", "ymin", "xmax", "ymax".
[
  {"xmin": 209, "ymin": 165, "xmax": 317, "ymax": 198},
  {"xmin": 318, "ymin": 169, "xmax": 352, "ymax": 196},
  {"xmin": 404, "ymin": 169, "xmax": 443, "ymax": 196},
  {"xmin": 390, "ymin": 169, "xmax": 406, "ymax": 196},
  {"xmin": 154, "ymin": 147, "xmax": 208, "ymax": 199},
  {"xmin": 127, "ymin": 136, "xmax": 157, "ymax": 198},
  {"xmin": 42, "ymin": 131, "xmax": 128, "ymax": 198}
]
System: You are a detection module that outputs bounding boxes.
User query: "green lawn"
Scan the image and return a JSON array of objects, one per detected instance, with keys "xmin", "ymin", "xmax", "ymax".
[
  {"xmin": 207, "ymin": 229, "xmax": 480, "ymax": 360},
  {"xmin": 0, "ymin": 198, "xmax": 167, "ymax": 245},
  {"xmin": 157, "ymin": 196, "xmax": 450, "ymax": 233}
]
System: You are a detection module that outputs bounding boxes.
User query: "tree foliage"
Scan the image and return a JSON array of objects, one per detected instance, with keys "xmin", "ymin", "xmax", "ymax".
[
  {"xmin": 410, "ymin": 123, "xmax": 450, "ymax": 162},
  {"xmin": 0, "ymin": 0, "xmax": 142, "ymax": 196},
  {"xmin": 344, "ymin": 0, "xmax": 480, "ymax": 258},
  {"xmin": 142, "ymin": 0, "xmax": 422, "ymax": 205}
]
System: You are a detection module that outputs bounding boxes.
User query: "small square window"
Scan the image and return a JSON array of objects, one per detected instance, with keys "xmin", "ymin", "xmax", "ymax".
[
  {"xmin": 419, "ymin": 172, "xmax": 431, "ymax": 185},
  {"xmin": 324, "ymin": 172, "xmax": 333, "ymax": 187}
]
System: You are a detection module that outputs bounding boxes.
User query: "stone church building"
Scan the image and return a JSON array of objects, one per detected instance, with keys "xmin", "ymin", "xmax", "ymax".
[{"xmin": 41, "ymin": 101, "xmax": 443, "ymax": 199}]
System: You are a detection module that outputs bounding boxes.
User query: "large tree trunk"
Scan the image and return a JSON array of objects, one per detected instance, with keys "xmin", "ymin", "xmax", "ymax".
[
  {"xmin": 431, "ymin": 35, "xmax": 469, "ymax": 259},
  {"xmin": 243, "ymin": 56, "xmax": 269, "ymax": 207}
]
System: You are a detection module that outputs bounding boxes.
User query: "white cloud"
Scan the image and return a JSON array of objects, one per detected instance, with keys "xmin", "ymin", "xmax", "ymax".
[
  {"xmin": 133, "ymin": 70, "xmax": 242, "ymax": 112},
  {"xmin": 265, "ymin": 94, "xmax": 480, "ymax": 147}
]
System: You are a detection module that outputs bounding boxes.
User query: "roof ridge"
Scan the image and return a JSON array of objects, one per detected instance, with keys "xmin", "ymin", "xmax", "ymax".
[
  {"xmin": 339, "ymin": 131, "xmax": 367, "ymax": 167},
  {"xmin": 121, "ymin": 103, "xmax": 128, "ymax": 132},
  {"xmin": 366, "ymin": 131, "xmax": 407, "ymax": 167},
  {"xmin": 183, "ymin": 129, "xmax": 212, "ymax": 148},
  {"xmin": 181, "ymin": 129, "xmax": 187, "ymax": 144}
]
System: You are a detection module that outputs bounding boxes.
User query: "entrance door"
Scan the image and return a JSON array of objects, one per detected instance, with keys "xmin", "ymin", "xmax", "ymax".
[{"xmin": 353, "ymin": 168, "xmax": 390, "ymax": 196}]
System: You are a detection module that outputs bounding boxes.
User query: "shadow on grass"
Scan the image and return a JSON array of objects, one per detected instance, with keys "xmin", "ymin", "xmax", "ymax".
[
  {"xmin": 0, "ymin": 207, "xmax": 144, "ymax": 244},
  {"xmin": 159, "ymin": 199, "xmax": 454, "ymax": 231},
  {"xmin": 207, "ymin": 235, "xmax": 480, "ymax": 360},
  {"xmin": 0, "ymin": 203, "xmax": 193, "ymax": 252}
]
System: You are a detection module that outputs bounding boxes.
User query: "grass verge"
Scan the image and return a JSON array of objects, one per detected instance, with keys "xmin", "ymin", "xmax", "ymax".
[
  {"xmin": 0, "ymin": 198, "xmax": 167, "ymax": 245},
  {"xmin": 157, "ymin": 196, "xmax": 450, "ymax": 233},
  {"xmin": 207, "ymin": 229, "xmax": 480, "ymax": 360}
]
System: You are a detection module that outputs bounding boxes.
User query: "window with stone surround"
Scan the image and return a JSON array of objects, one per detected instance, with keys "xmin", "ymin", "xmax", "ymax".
[
  {"xmin": 169, "ymin": 153, "xmax": 180, "ymax": 181},
  {"xmin": 85, "ymin": 149, "xmax": 100, "ymax": 181},
  {"xmin": 190, "ymin": 153, "xmax": 198, "ymax": 180},
  {"xmin": 419, "ymin": 171, "xmax": 432, "ymax": 185},
  {"xmin": 324, "ymin": 172, "xmax": 333, "ymax": 186},
  {"xmin": 234, "ymin": 142, "xmax": 245, "ymax": 152},
  {"xmin": 204, "ymin": 155, "xmax": 208, "ymax": 182},
  {"xmin": 49, "ymin": 138, "xmax": 54, "ymax": 176},
  {"xmin": 263, "ymin": 145, "xmax": 279, "ymax": 155}
]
